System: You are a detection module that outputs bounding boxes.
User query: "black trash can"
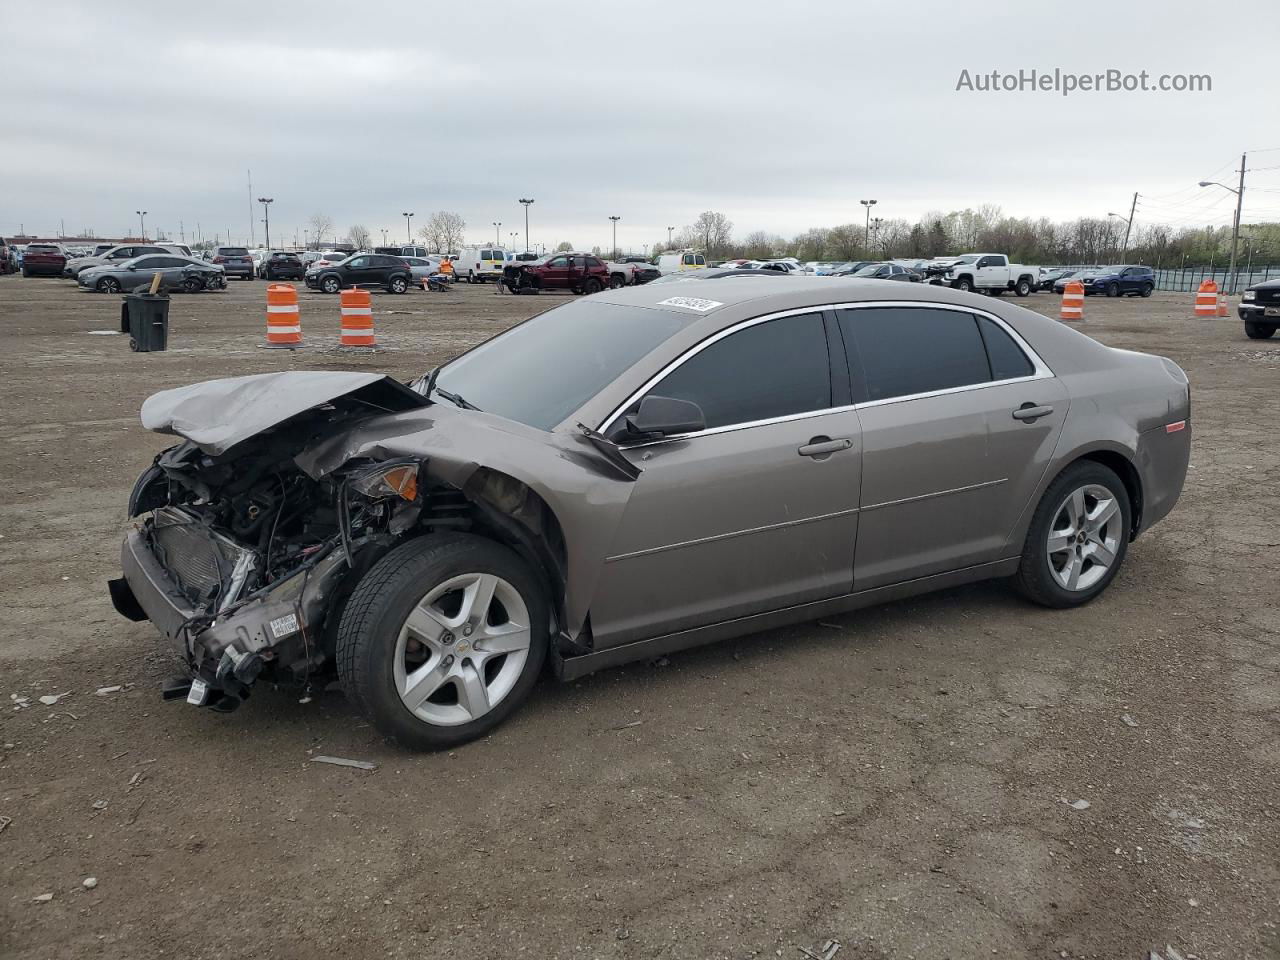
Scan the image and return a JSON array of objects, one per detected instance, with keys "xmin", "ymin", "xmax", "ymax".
[{"xmin": 120, "ymin": 293, "xmax": 170, "ymax": 352}]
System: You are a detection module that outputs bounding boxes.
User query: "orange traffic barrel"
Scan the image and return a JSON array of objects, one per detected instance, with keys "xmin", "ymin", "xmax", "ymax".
[
  {"xmin": 264, "ymin": 283, "xmax": 302, "ymax": 348},
  {"xmin": 339, "ymin": 288, "xmax": 375, "ymax": 347},
  {"xmin": 1060, "ymin": 280, "xmax": 1084, "ymax": 322},
  {"xmin": 1194, "ymin": 279, "xmax": 1218, "ymax": 317}
]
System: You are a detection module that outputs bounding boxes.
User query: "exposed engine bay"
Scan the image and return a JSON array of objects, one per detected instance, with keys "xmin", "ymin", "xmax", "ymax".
[{"xmin": 112, "ymin": 383, "xmax": 574, "ymax": 712}]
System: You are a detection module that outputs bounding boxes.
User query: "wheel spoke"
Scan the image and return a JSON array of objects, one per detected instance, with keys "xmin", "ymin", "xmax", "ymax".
[
  {"xmin": 404, "ymin": 604, "xmax": 454, "ymax": 646},
  {"xmin": 1087, "ymin": 538, "xmax": 1117, "ymax": 569},
  {"xmin": 457, "ymin": 661, "xmax": 490, "ymax": 719},
  {"xmin": 475, "ymin": 622, "xmax": 531, "ymax": 657},
  {"xmin": 459, "ymin": 573, "xmax": 498, "ymax": 628},
  {"xmin": 1046, "ymin": 531, "xmax": 1074, "ymax": 554},
  {"xmin": 400, "ymin": 658, "xmax": 451, "ymax": 711},
  {"xmin": 1065, "ymin": 553, "xmax": 1082, "ymax": 590},
  {"xmin": 1069, "ymin": 489, "xmax": 1087, "ymax": 528},
  {"xmin": 1089, "ymin": 498, "xmax": 1119, "ymax": 532}
]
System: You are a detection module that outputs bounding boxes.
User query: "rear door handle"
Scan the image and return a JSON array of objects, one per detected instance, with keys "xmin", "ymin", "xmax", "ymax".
[
  {"xmin": 1012, "ymin": 403, "xmax": 1054, "ymax": 422},
  {"xmin": 798, "ymin": 437, "xmax": 853, "ymax": 458}
]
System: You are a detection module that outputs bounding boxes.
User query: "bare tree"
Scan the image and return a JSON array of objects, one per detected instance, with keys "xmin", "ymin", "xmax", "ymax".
[
  {"xmin": 348, "ymin": 224, "xmax": 371, "ymax": 251},
  {"xmin": 688, "ymin": 211, "xmax": 733, "ymax": 257},
  {"xmin": 307, "ymin": 213, "xmax": 334, "ymax": 249},
  {"xmin": 417, "ymin": 211, "xmax": 466, "ymax": 254}
]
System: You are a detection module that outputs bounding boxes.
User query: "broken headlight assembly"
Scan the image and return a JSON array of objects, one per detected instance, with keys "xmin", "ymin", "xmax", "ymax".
[{"xmin": 345, "ymin": 458, "xmax": 420, "ymax": 502}]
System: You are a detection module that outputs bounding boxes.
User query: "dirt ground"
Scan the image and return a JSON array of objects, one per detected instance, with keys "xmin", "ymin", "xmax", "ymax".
[{"xmin": 0, "ymin": 276, "xmax": 1276, "ymax": 960}]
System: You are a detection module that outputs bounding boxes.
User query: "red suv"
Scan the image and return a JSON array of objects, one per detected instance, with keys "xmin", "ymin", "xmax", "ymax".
[{"xmin": 501, "ymin": 253, "xmax": 610, "ymax": 295}]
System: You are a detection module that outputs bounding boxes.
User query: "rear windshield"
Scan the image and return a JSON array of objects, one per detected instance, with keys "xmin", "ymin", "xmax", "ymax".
[
  {"xmin": 219, "ymin": 247, "xmax": 249, "ymax": 256},
  {"xmin": 27, "ymin": 244, "xmax": 60, "ymax": 252},
  {"xmin": 435, "ymin": 301, "xmax": 693, "ymax": 431}
]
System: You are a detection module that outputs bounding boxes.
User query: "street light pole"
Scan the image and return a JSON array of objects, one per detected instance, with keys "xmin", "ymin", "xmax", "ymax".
[
  {"xmin": 493, "ymin": 221, "xmax": 502, "ymax": 246},
  {"xmin": 860, "ymin": 199, "xmax": 877, "ymax": 249},
  {"xmin": 1200, "ymin": 153, "xmax": 1247, "ymax": 294},
  {"xmin": 136, "ymin": 210, "xmax": 147, "ymax": 240},
  {"xmin": 402, "ymin": 212, "xmax": 414, "ymax": 244},
  {"xmin": 1107, "ymin": 211, "xmax": 1131, "ymax": 260},
  {"xmin": 667, "ymin": 226, "xmax": 674, "ymax": 249},
  {"xmin": 519, "ymin": 199, "xmax": 534, "ymax": 252},
  {"xmin": 609, "ymin": 215, "xmax": 621, "ymax": 258},
  {"xmin": 257, "ymin": 197, "xmax": 274, "ymax": 250}
]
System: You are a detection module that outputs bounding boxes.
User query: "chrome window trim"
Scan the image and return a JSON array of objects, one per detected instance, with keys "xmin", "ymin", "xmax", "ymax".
[{"xmin": 598, "ymin": 300, "xmax": 1055, "ymax": 445}]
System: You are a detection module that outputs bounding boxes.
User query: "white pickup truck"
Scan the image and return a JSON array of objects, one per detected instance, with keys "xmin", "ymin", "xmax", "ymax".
[{"xmin": 943, "ymin": 253, "xmax": 1038, "ymax": 297}]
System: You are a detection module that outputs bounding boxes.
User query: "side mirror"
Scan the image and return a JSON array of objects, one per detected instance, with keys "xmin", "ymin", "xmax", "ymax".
[
  {"xmin": 127, "ymin": 264, "xmax": 137, "ymax": 270},
  {"xmin": 624, "ymin": 395, "xmax": 705, "ymax": 439}
]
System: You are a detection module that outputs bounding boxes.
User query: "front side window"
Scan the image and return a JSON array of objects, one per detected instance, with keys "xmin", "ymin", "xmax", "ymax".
[
  {"xmin": 682, "ymin": 254, "xmax": 695, "ymax": 265},
  {"xmin": 638, "ymin": 313, "xmax": 830, "ymax": 431},
  {"xmin": 547, "ymin": 256, "xmax": 569, "ymax": 268},
  {"xmin": 435, "ymin": 302, "xmax": 693, "ymax": 431},
  {"xmin": 839, "ymin": 307, "xmax": 990, "ymax": 402}
]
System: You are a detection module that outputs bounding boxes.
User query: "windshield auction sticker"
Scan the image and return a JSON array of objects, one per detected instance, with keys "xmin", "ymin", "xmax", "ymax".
[{"xmin": 657, "ymin": 296, "xmax": 723, "ymax": 312}]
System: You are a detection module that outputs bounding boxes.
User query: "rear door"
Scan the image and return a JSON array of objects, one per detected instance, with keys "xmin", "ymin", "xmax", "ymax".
[
  {"xmin": 838, "ymin": 304, "xmax": 1067, "ymax": 589},
  {"xmin": 589, "ymin": 310, "xmax": 862, "ymax": 647}
]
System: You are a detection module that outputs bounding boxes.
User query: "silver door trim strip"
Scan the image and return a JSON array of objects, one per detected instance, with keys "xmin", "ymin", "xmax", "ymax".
[
  {"xmin": 860, "ymin": 477, "xmax": 1007, "ymax": 512},
  {"xmin": 604, "ymin": 505, "xmax": 862, "ymax": 563},
  {"xmin": 598, "ymin": 300, "xmax": 1055, "ymax": 442}
]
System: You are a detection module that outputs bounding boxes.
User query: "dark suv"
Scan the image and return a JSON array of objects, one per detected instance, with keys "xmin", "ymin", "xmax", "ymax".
[
  {"xmin": 501, "ymin": 253, "xmax": 610, "ymax": 294},
  {"xmin": 211, "ymin": 247, "xmax": 255, "ymax": 280},
  {"xmin": 305, "ymin": 253, "xmax": 412, "ymax": 294},
  {"xmin": 1081, "ymin": 264, "xmax": 1155, "ymax": 297},
  {"xmin": 258, "ymin": 250, "xmax": 305, "ymax": 281}
]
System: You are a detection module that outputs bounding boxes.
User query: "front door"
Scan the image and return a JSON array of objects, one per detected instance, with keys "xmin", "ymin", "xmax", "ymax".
[
  {"xmin": 836, "ymin": 305, "xmax": 1067, "ymax": 590},
  {"xmin": 542, "ymin": 255, "xmax": 571, "ymax": 287},
  {"xmin": 589, "ymin": 311, "xmax": 862, "ymax": 648}
]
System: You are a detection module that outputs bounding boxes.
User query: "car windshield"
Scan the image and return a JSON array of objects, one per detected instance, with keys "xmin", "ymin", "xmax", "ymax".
[
  {"xmin": 952, "ymin": 255, "xmax": 979, "ymax": 265},
  {"xmin": 853, "ymin": 265, "xmax": 883, "ymax": 276},
  {"xmin": 1101, "ymin": 265, "xmax": 1128, "ymax": 272},
  {"xmin": 433, "ymin": 301, "xmax": 694, "ymax": 430}
]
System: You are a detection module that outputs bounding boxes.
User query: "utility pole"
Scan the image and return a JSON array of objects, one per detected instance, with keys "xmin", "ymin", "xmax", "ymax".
[
  {"xmin": 179, "ymin": 219, "xmax": 185, "ymax": 244},
  {"xmin": 1229, "ymin": 153, "xmax": 1246, "ymax": 294},
  {"xmin": 257, "ymin": 198, "xmax": 273, "ymax": 250},
  {"xmin": 860, "ymin": 199, "xmax": 877, "ymax": 249},
  {"xmin": 1122, "ymin": 191, "xmax": 1137, "ymax": 259},
  {"xmin": 609, "ymin": 215, "xmax": 621, "ymax": 258},
  {"xmin": 519, "ymin": 198, "xmax": 535, "ymax": 252}
]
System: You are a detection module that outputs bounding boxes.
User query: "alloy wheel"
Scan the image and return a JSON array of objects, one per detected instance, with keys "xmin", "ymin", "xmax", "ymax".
[
  {"xmin": 394, "ymin": 572, "xmax": 532, "ymax": 727},
  {"xmin": 1046, "ymin": 483, "xmax": 1121, "ymax": 591}
]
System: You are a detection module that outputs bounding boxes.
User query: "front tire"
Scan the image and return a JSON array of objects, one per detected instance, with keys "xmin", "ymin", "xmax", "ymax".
[
  {"xmin": 1106, "ymin": 282, "xmax": 1120, "ymax": 297},
  {"xmin": 1244, "ymin": 320, "xmax": 1277, "ymax": 339},
  {"xmin": 954, "ymin": 278, "xmax": 973, "ymax": 293},
  {"xmin": 337, "ymin": 534, "xmax": 549, "ymax": 751},
  {"xmin": 98, "ymin": 277, "xmax": 121, "ymax": 294},
  {"xmin": 1014, "ymin": 461, "xmax": 1131, "ymax": 608},
  {"xmin": 321, "ymin": 275, "xmax": 341, "ymax": 294}
]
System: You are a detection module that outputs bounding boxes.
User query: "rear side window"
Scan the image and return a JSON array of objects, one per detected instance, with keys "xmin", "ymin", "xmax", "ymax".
[
  {"xmin": 839, "ymin": 307, "xmax": 990, "ymax": 402},
  {"xmin": 976, "ymin": 316, "xmax": 1034, "ymax": 380},
  {"xmin": 644, "ymin": 313, "xmax": 830, "ymax": 430}
]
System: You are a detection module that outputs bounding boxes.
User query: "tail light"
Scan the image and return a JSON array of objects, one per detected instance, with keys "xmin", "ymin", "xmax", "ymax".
[{"xmin": 212, "ymin": 255, "xmax": 225, "ymax": 263}]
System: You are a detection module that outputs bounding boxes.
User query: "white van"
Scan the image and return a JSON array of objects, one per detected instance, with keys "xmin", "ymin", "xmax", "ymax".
[
  {"xmin": 454, "ymin": 245, "xmax": 508, "ymax": 282},
  {"xmin": 655, "ymin": 251, "xmax": 706, "ymax": 274}
]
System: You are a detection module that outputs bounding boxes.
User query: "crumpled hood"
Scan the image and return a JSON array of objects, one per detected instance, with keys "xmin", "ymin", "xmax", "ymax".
[{"xmin": 140, "ymin": 371, "xmax": 427, "ymax": 455}]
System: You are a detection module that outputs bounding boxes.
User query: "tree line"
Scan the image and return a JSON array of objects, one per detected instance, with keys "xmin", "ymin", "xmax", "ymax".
[{"xmin": 650, "ymin": 208, "xmax": 1280, "ymax": 267}]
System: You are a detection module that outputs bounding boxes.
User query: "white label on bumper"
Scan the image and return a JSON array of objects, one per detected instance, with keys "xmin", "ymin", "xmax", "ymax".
[
  {"xmin": 269, "ymin": 612, "xmax": 299, "ymax": 639},
  {"xmin": 187, "ymin": 678, "xmax": 210, "ymax": 705}
]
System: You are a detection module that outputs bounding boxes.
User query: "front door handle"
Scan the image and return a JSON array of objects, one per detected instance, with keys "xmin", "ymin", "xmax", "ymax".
[
  {"xmin": 798, "ymin": 436, "xmax": 853, "ymax": 458},
  {"xmin": 1012, "ymin": 403, "xmax": 1054, "ymax": 422}
]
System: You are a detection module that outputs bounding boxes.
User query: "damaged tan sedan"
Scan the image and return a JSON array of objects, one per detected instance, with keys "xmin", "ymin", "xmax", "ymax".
[{"xmin": 111, "ymin": 278, "xmax": 1191, "ymax": 749}]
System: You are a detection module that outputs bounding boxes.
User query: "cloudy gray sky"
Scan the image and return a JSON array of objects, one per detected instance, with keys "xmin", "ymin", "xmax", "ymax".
[{"xmin": 6, "ymin": 0, "xmax": 1279, "ymax": 251}]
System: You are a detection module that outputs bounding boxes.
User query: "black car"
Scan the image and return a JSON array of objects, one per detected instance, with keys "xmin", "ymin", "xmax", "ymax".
[
  {"xmin": 211, "ymin": 246, "xmax": 255, "ymax": 280},
  {"xmin": 1038, "ymin": 268, "xmax": 1076, "ymax": 292},
  {"xmin": 305, "ymin": 253, "xmax": 413, "ymax": 294},
  {"xmin": 258, "ymin": 251, "xmax": 305, "ymax": 281},
  {"xmin": 1239, "ymin": 278, "xmax": 1280, "ymax": 339}
]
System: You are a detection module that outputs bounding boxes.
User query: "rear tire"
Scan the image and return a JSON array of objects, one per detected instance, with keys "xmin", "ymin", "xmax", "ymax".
[
  {"xmin": 389, "ymin": 275, "xmax": 408, "ymax": 294},
  {"xmin": 1015, "ymin": 278, "xmax": 1031, "ymax": 297},
  {"xmin": 21, "ymin": 268, "xmax": 31, "ymax": 278},
  {"xmin": 583, "ymin": 278, "xmax": 603, "ymax": 294},
  {"xmin": 1140, "ymin": 283, "xmax": 1154, "ymax": 298},
  {"xmin": 1244, "ymin": 320, "xmax": 1276, "ymax": 339},
  {"xmin": 336, "ymin": 534, "xmax": 549, "ymax": 751},
  {"xmin": 1014, "ymin": 461, "xmax": 1131, "ymax": 608}
]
